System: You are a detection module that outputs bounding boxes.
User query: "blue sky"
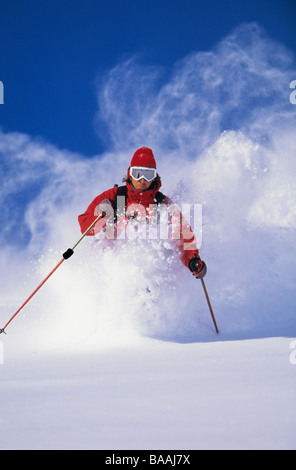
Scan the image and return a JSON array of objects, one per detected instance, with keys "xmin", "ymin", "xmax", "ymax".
[{"xmin": 0, "ymin": 0, "xmax": 295, "ymax": 156}]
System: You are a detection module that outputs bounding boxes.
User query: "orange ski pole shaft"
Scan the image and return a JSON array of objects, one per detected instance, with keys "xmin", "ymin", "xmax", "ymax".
[
  {"xmin": 0, "ymin": 258, "xmax": 65, "ymax": 335},
  {"xmin": 0, "ymin": 213, "xmax": 103, "ymax": 335}
]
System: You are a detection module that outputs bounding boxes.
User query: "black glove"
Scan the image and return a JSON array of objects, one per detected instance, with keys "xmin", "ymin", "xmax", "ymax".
[{"xmin": 188, "ymin": 256, "xmax": 207, "ymax": 279}]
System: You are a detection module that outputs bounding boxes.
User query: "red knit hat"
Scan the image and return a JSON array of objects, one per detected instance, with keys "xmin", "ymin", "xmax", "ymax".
[{"xmin": 130, "ymin": 147, "xmax": 157, "ymax": 169}]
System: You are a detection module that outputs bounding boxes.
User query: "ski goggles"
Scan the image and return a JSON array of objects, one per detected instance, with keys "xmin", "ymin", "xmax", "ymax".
[{"xmin": 130, "ymin": 166, "xmax": 157, "ymax": 182}]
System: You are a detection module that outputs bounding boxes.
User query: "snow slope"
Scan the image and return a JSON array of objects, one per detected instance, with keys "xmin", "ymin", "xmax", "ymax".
[
  {"xmin": 1, "ymin": 331, "xmax": 295, "ymax": 450},
  {"xmin": 0, "ymin": 239, "xmax": 295, "ymax": 450}
]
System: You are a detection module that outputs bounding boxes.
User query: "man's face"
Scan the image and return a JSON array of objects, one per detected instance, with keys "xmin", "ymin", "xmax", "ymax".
[{"xmin": 131, "ymin": 177, "xmax": 154, "ymax": 191}]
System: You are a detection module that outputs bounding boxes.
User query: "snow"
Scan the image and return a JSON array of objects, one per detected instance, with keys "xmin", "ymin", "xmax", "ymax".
[
  {"xmin": 0, "ymin": 239, "xmax": 295, "ymax": 450},
  {"xmin": 1, "ymin": 130, "xmax": 296, "ymax": 450},
  {"xmin": 1, "ymin": 129, "xmax": 296, "ymax": 450},
  {"xmin": 1, "ymin": 333, "xmax": 295, "ymax": 450}
]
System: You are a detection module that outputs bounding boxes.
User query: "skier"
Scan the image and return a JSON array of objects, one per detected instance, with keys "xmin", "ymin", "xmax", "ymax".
[{"xmin": 78, "ymin": 147, "xmax": 207, "ymax": 279}]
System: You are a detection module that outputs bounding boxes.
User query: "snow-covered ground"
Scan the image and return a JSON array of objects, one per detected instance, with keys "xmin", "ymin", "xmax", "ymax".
[
  {"xmin": 1, "ymin": 239, "xmax": 295, "ymax": 450},
  {"xmin": 1, "ymin": 328, "xmax": 295, "ymax": 450}
]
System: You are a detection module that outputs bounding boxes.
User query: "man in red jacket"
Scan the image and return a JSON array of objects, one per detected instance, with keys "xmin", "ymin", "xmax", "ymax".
[{"xmin": 78, "ymin": 147, "xmax": 206, "ymax": 279}]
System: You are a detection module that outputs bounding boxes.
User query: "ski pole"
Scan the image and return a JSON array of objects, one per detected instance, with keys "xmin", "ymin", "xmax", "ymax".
[
  {"xmin": 201, "ymin": 278, "xmax": 219, "ymax": 334},
  {"xmin": 0, "ymin": 213, "xmax": 103, "ymax": 335}
]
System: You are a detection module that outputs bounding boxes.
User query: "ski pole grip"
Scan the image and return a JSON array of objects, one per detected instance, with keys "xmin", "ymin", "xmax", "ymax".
[{"xmin": 63, "ymin": 248, "xmax": 74, "ymax": 260}]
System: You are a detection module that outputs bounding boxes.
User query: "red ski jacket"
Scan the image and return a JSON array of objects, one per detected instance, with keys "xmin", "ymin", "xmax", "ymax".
[{"xmin": 78, "ymin": 179, "xmax": 200, "ymax": 269}]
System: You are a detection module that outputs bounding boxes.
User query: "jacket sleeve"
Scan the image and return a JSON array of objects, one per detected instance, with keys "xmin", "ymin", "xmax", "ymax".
[{"xmin": 78, "ymin": 187, "xmax": 118, "ymax": 236}]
